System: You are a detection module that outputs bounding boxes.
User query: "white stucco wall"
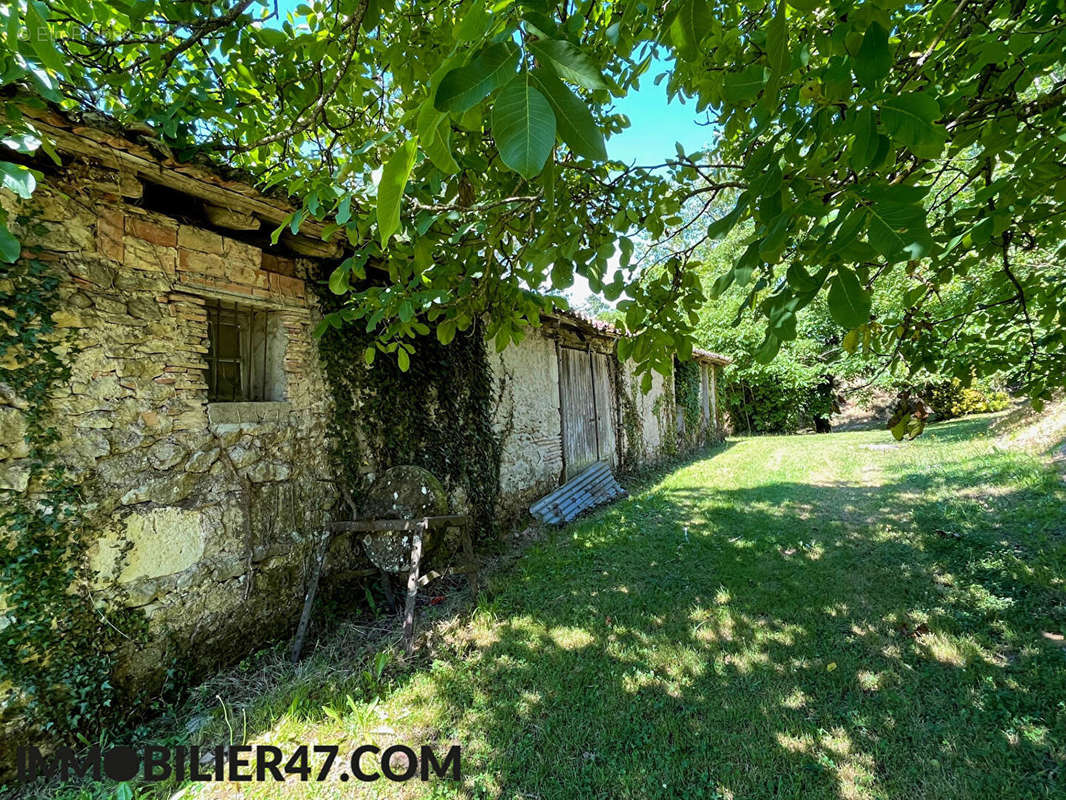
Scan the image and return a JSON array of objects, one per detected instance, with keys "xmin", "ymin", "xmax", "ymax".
[
  {"xmin": 489, "ymin": 328, "xmax": 563, "ymax": 514},
  {"xmin": 619, "ymin": 361, "xmax": 675, "ymax": 463}
]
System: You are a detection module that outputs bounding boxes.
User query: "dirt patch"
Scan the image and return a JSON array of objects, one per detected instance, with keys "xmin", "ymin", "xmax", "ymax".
[
  {"xmin": 993, "ymin": 397, "xmax": 1066, "ymax": 456},
  {"xmin": 831, "ymin": 386, "xmax": 897, "ymax": 431}
]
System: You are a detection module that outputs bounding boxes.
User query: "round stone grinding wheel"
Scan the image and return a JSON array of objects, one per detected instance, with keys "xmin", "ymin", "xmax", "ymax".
[{"xmin": 360, "ymin": 465, "xmax": 456, "ymax": 573}]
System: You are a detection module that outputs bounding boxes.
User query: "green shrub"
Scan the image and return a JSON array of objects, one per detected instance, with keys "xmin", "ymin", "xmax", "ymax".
[
  {"xmin": 920, "ymin": 377, "xmax": 1010, "ymax": 419},
  {"xmin": 718, "ymin": 352, "xmax": 830, "ymax": 434}
]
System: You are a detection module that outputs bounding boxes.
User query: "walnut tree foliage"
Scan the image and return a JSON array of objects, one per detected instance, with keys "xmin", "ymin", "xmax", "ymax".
[{"xmin": 1, "ymin": 0, "xmax": 1065, "ymax": 402}]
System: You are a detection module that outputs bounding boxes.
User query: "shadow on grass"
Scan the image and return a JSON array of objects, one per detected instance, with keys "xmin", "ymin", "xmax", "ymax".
[
  {"xmin": 26, "ymin": 425, "xmax": 1064, "ymax": 800},
  {"xmin": 415, "ymin": 435, "xmax": 1066, "ymax": 799}
]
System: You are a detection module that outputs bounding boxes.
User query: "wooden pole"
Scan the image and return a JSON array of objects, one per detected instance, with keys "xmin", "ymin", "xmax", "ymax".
[
  {"xmin": 461, "ymin": 523, "xmax": 479, "ymax": 601},
  {"xmin": 402, "ymin": 520, "xmax": 426, "ymax": 655},
  {"xmin": 290, "ymin": 530, "xmax": 333, "ymax": 663}
]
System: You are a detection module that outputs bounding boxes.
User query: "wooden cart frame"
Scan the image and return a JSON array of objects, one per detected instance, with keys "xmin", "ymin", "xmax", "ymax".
[{"xmin": 289, "ymin": 514, "xmax": 477, "ymax": 661}]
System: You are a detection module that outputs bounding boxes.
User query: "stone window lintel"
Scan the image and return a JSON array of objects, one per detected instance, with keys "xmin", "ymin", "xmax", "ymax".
[{"xmin": 206, "ymin": 401, "xmax": 292, "ymax": 426}]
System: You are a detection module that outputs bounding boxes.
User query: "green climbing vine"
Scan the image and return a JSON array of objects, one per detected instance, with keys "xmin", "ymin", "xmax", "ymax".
[
  {"xmin": 674, "ymin": 358, "xmax": 702, "ymax": 447},
  {"xmin": 0, "ymin": 213, "xmax": 143, "ymax": 740},
  {"xmin": 616, "ymin": 371, "xmax": 645, "ymax": 472},
  {"xmin": 312, "ymin": 275, "xmax": 502, "ymax": 540}
]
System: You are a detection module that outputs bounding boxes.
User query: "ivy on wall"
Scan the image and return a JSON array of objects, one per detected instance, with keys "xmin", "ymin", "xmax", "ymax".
[
  {"xmin": 674, "ymin": 359, "xmax": 702, "ymax": 433},
  {"xmin": 616, "ymin": 372, "xmax": 645, "ymax": 472},
  {"xmin": 0, "ymin": 219, "xmax": 143, "ymax": 740},
  {"xmin": 312, "ymin": 277, "xmax": 502, "ymax": 539}
]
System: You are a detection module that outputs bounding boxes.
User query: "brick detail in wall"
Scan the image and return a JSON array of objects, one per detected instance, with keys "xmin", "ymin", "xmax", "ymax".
[{"xmin": 97, "ymin": 207, "xmax": 308, "ymax": 306}]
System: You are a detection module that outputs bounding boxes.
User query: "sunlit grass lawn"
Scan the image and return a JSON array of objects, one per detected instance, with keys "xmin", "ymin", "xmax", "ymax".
[{"xmin": 45, "ymin": 416, "xmax": 1066, "ymax": 799}]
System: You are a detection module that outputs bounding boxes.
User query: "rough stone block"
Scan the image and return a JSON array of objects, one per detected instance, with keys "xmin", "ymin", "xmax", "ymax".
[
  {"xmin": 261, "ymin": 253, "xmax": 296, "ymax": 277},
  {"xmin": 177, "ymin": 226, "xmax": 224, "ymax": 255},
  {"xmin": 221, "ymin": 238, "xmax": 262, "ymax": 268},
  {"xmin": 119, "ymin": 471, "xmax": 198, "ymax": 505},
  {"xmin": 226, "ymin": 441, "xmax": 260, "ymax": 468},
  {"xmin": 97, "ymin": 209, "xmax": 125, "ymax": 263},
  {"xmin": 126, "ymin": 216, "xmax": 178, "ymax": 248},
  {"xmin": 269, "ymin": 273, "xmax": 305, "ymax": 297},
  {"xmin": 178, "ymin": 248, "xmax": 227, "ymax": 277},
  {"xmin": 126, "ymin": 298, "xmax": 162, "ymax": 321},
  {"xmin": 90, "ymin": 507, "xmax": 205, "ymax": 583},
  {"xmin": 71, "ymin": 428, "xmax": 111, "ymax": 462},
  {"xmin": 123, "ymin": 236, "xmax": 177, "ymax": 274},
  {"xmin": 186, "ymin": 448, "xmax": 219, "ymax": 473},
  {"xmin": 108, "ymin": 428, "xmax": 145, "ymax": 455},
  {"xmin": 147, "ymin": 440, "xmax": 187, "ymax": 470},
  {"xmin": 0, "ymin": 408, "xmax": 30, "ymax": 459},
  {"xmin": 0, "ymin": 461, "xmax": 30, "ymax": 492},
  {"xmin": 138, "ymin": 410, "xmax": 169, "ymax": 433}
]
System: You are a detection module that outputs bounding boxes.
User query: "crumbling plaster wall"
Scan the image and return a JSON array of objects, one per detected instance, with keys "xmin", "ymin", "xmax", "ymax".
[
  {"xmin": 0, "ymin": 168, "xmax": 336, "ymax": 693},
  {"xmin": 489, "ymin": 326, "xmax": 563, "ymax": 519},
  {"xmin": 619, "ymin": 360, "xmax": 674, "ymax": 463}
]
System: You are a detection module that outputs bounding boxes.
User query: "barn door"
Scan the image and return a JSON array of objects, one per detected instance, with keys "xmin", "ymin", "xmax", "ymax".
[
  {"xmin": 591, "ymin": 352, "xmax": 616, "ymax": 467},
  {"xmin": 559, "ymin": 347, "xmax": 616, "ymax": 480}
]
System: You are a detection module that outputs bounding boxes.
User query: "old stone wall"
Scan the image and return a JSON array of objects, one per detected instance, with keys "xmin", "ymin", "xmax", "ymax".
[
  {"xmin": 1, "ymin": 168, "xmax": 336, "ymax": 699},
  {"xmin": 1, "ymin": 156, "xmax": 726, "ymax": 751}
]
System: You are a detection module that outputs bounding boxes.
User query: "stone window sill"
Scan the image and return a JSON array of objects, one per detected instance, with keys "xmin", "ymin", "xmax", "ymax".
[{"xmin": 206, "ymin": 401, "xmax": 291, "ymax": 425}]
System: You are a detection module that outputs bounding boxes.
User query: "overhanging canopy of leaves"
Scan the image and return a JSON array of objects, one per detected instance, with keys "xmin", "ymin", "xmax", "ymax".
[{"xmin": 1, "ymin": 0, "xmax": 1064, "ymax": 398}]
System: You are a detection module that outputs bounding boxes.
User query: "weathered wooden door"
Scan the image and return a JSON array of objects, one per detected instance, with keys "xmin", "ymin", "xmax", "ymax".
[
  {"xmin": 559, "ymin": 347, "xmax": 616, "ymax": 480},
  {"xmin": 591, "ymin": 352, "xmax": 616, "ymax": 466}
]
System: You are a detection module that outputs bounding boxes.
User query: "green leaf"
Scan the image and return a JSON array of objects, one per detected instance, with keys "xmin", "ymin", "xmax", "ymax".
[
  {"xmin": 328, "ymin": 263, "xmax": 350, "ymax": 295},
  {"xmin": 842, "ymin": 327, "xmax": 860, "ymax": 354},
  {"xmin": 336, "ymin": 195, "xmax": 352, "ymax": 224},
  {"xmin": 397, "ymin": 348, "xmax": 410, "ymax": 371},
  {"xmin": 1, "ymin": 132, "xmax": 41, "ymax": 154},
  {"xmin": 754, "ymin": 332, "xmax": 781, "ymax": 363},
  {"xmin": 0, "ymin": 224, "xmax": 20, "ymax": 263},
  {"xmin": 541, "ymin": 154, "xmax": 556, "ymax": 207},
  {"xmin": 0, "ymin": 162, "xmax": 37, "ymax": 199},
  {"xmin": 492, "ymin": 74, "xmax": 556, "ymax": 179},
  {"xmin": 364, "ymin": 347, "xmax": 376, "ymax": 365},
  {"xmin": 669, "ymin": 0, "xmax": 713, "ymax": 61},
  {"xmin": 827, "ymin": 206, "xmax": 868, "ymax": 255},
  {"xmin": 707, "ymin": 193, "xmax": 749, "ymax": 238},
  {"xmin": 529, "ymin": 39, "xmax": 607, "ymax": 91},
  {"xmin": 436, "ymin": 319, "xmax": 457, "ymax": 345},
  {"xmin": 827, "ymin": 267, "xmax": 871, "ymax": 329},
  {"xmin": 786, "ymin": 263, "xmax": 822, "ymax": 292},
  {"xmin": 866, "ymin": 199, "xmax": 934, "ymax": 261},
  {"xmin": 853, "ymin": 22, "xmax": 891, "ymax": 89},
  {"xmin": 765, "ymin": 4, "xmax": 789, "ymax": 76},
  {"xmin": 377, "ymin": 137, "xmax": 419, "ymax": 248},
  {"xmin": 890, "ymin": 415, "xmax": 908, "ymax": 441},
  {"xmin": 435, "ymin": 43, "xmax": 519, "ymax": 113},
  {"xmin": 455, "ymin": 0, "xmax": 491, "ymax": 42},
  {"xmin": 879, "ymin": 92, "xmax": 946, "ymax": 158},
  {"xmin": 848, "ymin": 107, "xmax": 878, "ymax": 171},
  {"xmin": 26, "ymin": 3, "xmax": 65, "ymax": 74},
  {"xmin": 529, "ymin": 68, "xmax": 606, "ymax": 161},
  {"xmin": 420, "ymin": 108, "xmax": 460, "ymax": 174},
  {"xmin": 551, "ymin": 260, "xmax": 573, "ymax": 289},
  {"xmin": 723, "ymin": 65, "xmax": 767, "ymax": 102}
]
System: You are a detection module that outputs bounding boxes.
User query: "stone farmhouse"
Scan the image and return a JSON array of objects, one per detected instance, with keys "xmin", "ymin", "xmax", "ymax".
[{"xmin": 0, "ymin": 103, "xmax": 728, "ymax": 743}]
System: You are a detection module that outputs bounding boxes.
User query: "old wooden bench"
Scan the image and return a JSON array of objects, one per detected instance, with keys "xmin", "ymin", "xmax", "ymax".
[{"xmin": 289, "ymin": 514, "xmax": 476, "ymax": 661}]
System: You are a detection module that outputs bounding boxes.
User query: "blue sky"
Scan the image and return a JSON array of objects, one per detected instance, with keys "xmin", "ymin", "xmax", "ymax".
[
  {"xmin": 271, "ymin": 1, "xmax": 706, "ymax": 165},
  {"xmin": 606, "ymin": 62, "xmax": 712, "ymax": 165}
]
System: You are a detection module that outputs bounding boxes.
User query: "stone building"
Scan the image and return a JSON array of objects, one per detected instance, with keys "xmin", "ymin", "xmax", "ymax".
[{"xmin": 0, "ymin": 105, "xmax": 728, "ymax": 745}]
